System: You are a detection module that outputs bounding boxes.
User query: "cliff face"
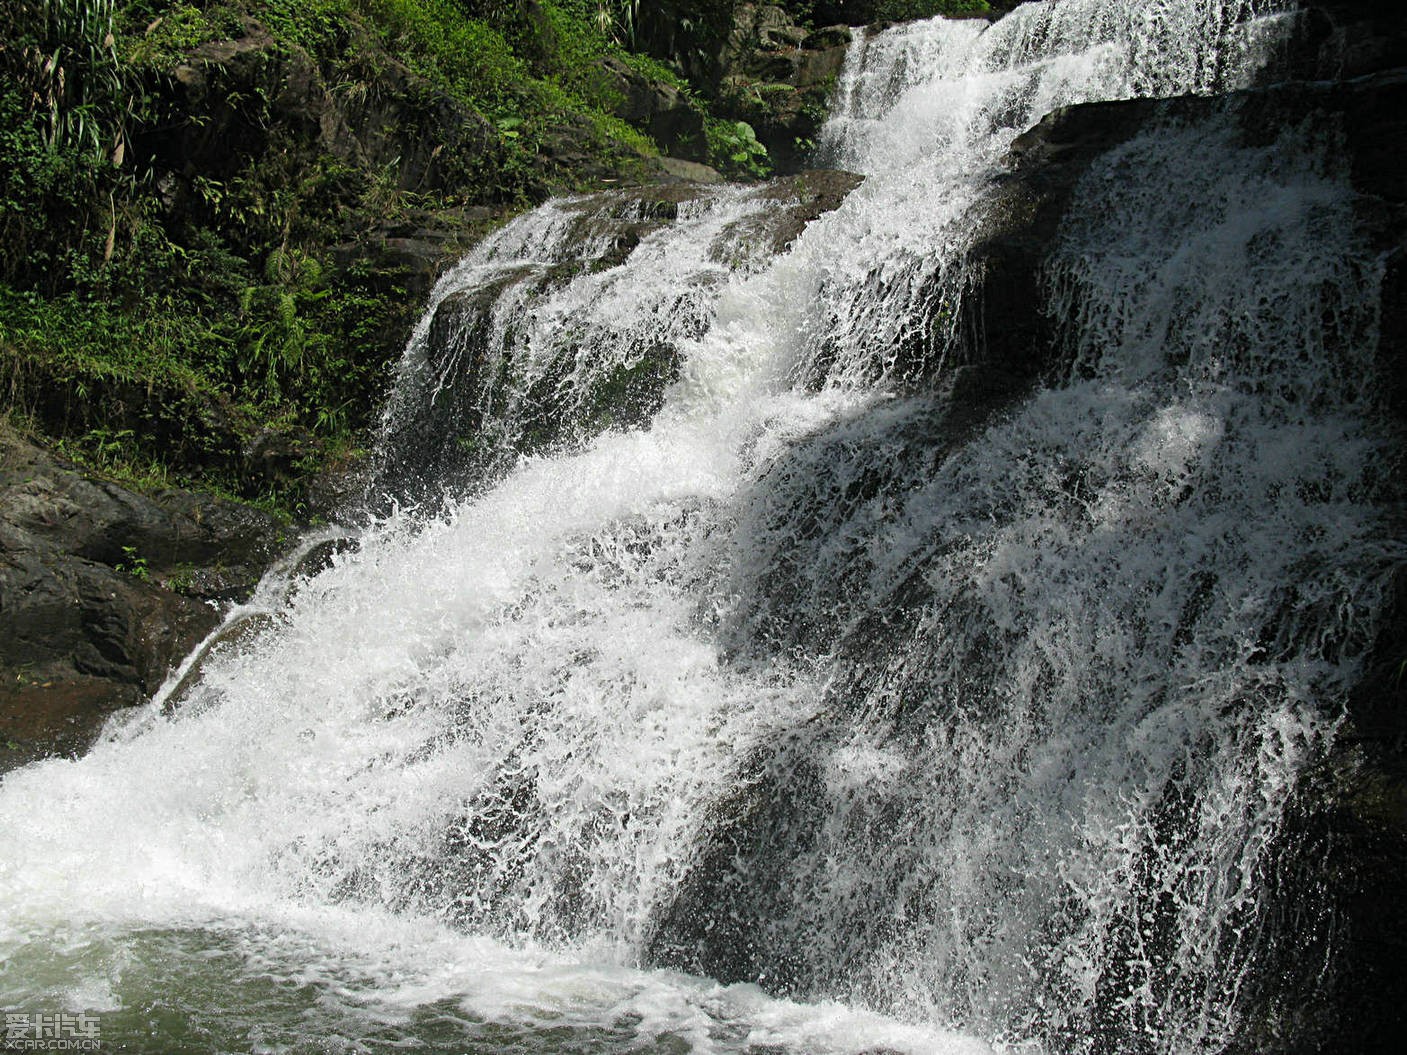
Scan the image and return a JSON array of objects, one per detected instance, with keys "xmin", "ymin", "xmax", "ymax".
[
  {"xmin": 963, "ymin": 69, "xmax": 1407, "ymax": 1052},
  {"xmin": 931, "ymin": 9, "xmax": 1407, "ymax": 1047}
]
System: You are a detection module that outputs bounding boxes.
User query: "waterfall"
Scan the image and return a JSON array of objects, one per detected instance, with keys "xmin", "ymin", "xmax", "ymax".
[{"xmin": 0, "ymin": 1, "xmax": 1396, "ymax": 1053}]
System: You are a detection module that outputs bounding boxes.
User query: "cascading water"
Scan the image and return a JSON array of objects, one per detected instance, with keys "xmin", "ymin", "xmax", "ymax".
[{"xmin": 0, "ymin": 1, "xmax": 1396, "ymax": 1053}]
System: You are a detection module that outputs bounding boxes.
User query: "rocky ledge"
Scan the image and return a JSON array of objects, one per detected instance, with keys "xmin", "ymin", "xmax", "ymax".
[{"xmin": 0, "ymin": 429, "xmax": 283, "ymax": 772}]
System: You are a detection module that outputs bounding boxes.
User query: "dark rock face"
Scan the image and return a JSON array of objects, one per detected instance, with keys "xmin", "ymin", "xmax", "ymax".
[
  {"xmin": 603, "ymin": 3, "xmax": 860, "ymax": 173},
  {"xmin": 957, "ymin": 98, "xmax": 1158, "ymax": 412},
  {"xmin": 0, "ymin": 431, "xmax": 282, "ymax": 772},
  {"xmin": 984, "ymin": 79, "xmax": 1407, "ymax": 1053},
  {"xmin": 146, "ymin": 17, "xmax": 501, "ymax": 202},
  {"xmin": 735, "ymin": 167, "xmax": 868, "ymax": 250},
  {"xmin": 1288, "ymin": 0, "xmax": 1407, "ymax": 81},
  {"xmin": 329, "ymin": 204, "xmax": 504, "ymax": 331},
  {"xmin": 961, "ymin": 61, "xmax": 1407, "ymax": 420},
  {"xmin": 719, "ymin": 4, "xmax": 854, "ymax": 172}
]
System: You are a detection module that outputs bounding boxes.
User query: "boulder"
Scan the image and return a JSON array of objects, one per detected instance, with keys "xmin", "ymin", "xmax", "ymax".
[
  {"xmin": 654, "ymin": 157, "xmax": 728, "ymax": 183},
  {"xmin": 0, "ymin": 430, "xmax": 283, "ymax": 771}
]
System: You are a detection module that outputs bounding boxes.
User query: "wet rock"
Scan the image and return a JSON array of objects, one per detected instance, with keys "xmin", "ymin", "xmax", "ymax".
[
  {"xmin": 958, "ymin": 96, "xmax": 1156, "ymax": 403},
  {"xmin": 975, "ymin": 71, "xmax": 1407, "ymax": 1055},
  {"xmin": 290, "ymin": 534, "xmax": 361, "ymax": 582},
  {"xmin": 378, "ymin": 183, "xmax": 719, "ymax": 500},
  {"xmin": 722, "ymin": 169, "xmax": 866, "ymax": 255},
  {"xmin": 0, "ymin": 430, "xmax": 284, "ymax": 771},
  {"xmin": 330, "ymin": 205, "xmax": 502, "ymax": 302},
  {"xmin": 652, "ymin": 69, "xmax": 1407, "ymax": 1054},
  {"xmin": 950, "ymin": 68, "xmax": 1407, "ymax": 418},
  {"xmin": 535, "ymin": 114, "xmax": 655, "ymax": 187},
  {"xmin": 156, "ymin": 610, "xmax": 279, "ymax": 720},
  {"xmin": 648, "ymin": 739, "xmax": 833, "ymax": 995},
  {"xmin": 378, "ymin": 265, "xmax": 543, "ymax": 500},
  {"xmin": 1288, "ymin": 1, "xmax": 1407, "ymax": 81}
]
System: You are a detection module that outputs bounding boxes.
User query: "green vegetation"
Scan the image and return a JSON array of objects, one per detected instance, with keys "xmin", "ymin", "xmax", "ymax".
[
  {"xmin": 707, "ymin": 118, "xmax": 771, "ymax": 179},
  {"xmin": 116, "ymin": 544, "xmax": 151, "ymax": 580},
  {"xmin": 0, "ymin": 1, "xmax": 999, "ymax": 519},
  {"xmin": 0, "ymin": 0, "xmax": 721, "ymax": 516},
  {"xmin": 780, "ymin": 0, "xmax": 992, "ymax": 25}
]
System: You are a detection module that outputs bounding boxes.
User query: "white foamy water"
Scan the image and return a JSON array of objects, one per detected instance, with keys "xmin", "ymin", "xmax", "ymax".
[{"xmin": 2, "ymin": 2, "xmax": 1395, "ymax": 1053}]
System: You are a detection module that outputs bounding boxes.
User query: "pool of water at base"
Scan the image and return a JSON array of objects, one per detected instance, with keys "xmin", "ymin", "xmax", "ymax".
[{"xmin": 0, "ymin": 915, "xmax": 990, "ymax": 1055}]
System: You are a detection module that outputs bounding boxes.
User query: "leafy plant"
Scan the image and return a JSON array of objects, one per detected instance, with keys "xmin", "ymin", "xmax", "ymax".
[
  {"xmin": 163, "ymin": 562, "xmax": 197, "ymax": 594},
  {"xmin": 707, "ymin": 118, "xmax": 771, "ymax": 179},
  {"xmin": 1, "ymin": 0, "xmax": 128, "ymax": 160},
  {"xmin": 236, "ymin": 248, "xmax": 330, "ymax": 400},
  {"xmin": 594, "ymin": 0, "xmax": 640, "ymax": 46},
  {"xmin": 115, "ymin": 544, "xmax": 149, "ymax": 580}
]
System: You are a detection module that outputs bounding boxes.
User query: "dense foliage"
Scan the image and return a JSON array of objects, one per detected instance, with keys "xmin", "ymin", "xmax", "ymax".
[
  {"xmin": 0, "ymin": 0, "xmax": 685, "ymax": 513},
  {"xmin": 0, "ymin": 0, "xmax": 1002, "ymax": 516}
]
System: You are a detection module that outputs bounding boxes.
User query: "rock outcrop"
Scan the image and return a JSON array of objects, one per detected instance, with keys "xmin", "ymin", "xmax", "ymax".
[
  {"xmin": 959, "ymin": 56, "xmax": 1407, "ymax": 420},
  {"xmin": 599, "ymin": 54, "xmax": 711, "ymax": 162},
  {"xmin": 145, "ymin": 17, "xmax": 504, "ymax": 208},
  {"xmin": 1288, "ymin": 0, "xmax": 1407, "ymax": 80},
  {"xmin": 635, "ymin": 2, "xmax": 857, "ymax": 172},
  {"xmin": 0, "ymin": 430, "xmax": 282, "ymax": 772},
  {"xmin": 141, "ymin": 8, "xmax": 712, "ymax": 212},
  {"xmin": 713, "ymin": 4, "xmax": 855, "ymax": 171}
]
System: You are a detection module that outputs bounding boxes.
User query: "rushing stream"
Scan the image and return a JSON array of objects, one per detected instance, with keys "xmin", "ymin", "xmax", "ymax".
[{"xmin": 1, "ymin": 1, "xmax": 1398, "ymax": 1052}]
